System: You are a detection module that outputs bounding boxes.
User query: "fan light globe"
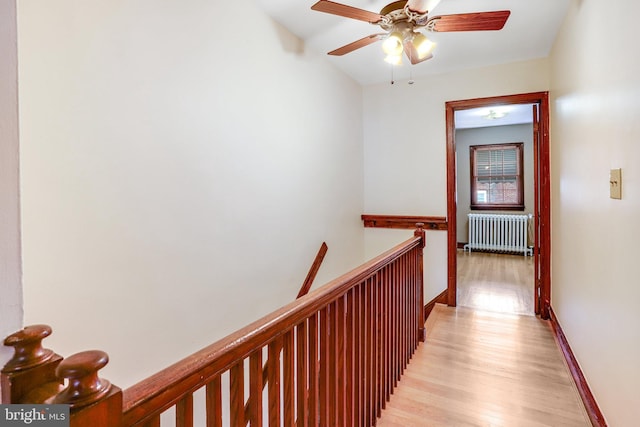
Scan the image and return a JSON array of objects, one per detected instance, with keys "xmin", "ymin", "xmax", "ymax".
[
  {"xmin": 382, "ymin": 32, "xmax": 403, "ymax": 55},
  {"xmin": 412, "ymin": 33, "xmax": 435, "ymax": 58},
  {"xmin": 384, "ymin": 53, "xmax": 402, "ymax": 65}
]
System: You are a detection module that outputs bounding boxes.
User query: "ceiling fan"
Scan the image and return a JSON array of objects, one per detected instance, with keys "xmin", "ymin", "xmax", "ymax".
[{"xmin": 310, "ymin": 0, "xmax": 511, "ymax": 65}]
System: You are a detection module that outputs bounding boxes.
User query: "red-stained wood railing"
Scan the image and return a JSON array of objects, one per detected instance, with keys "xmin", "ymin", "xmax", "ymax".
[
  {"xmin": 297, "ymin": 242, "xmax": 328, "ymax": 299},
  {"xmin": 2, "ymin": 225, "xmax": 427, "ymax": 427},
  {"xmin": 362, "ymin": 214, "xmax": 447, "ymax": 231}
]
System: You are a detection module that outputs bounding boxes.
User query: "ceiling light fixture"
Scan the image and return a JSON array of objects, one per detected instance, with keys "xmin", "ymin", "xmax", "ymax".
[
  {"xmin": 384, "ymin": 53, "xmax": 403, "ymax": 65},
  {"xmin": 483, "ymin": 109, "xmax": 508, "ymax": 120},
  {"xmin": 382, "ymin": 28, "xmax": 435, "ymax": 65},
  {"xmin": 411, "ymin": 32, "xmax": 435, "ymax": 58},
  {"xmin": 382, "ymin": 31, "xmax": 403, "ymax": 55}
]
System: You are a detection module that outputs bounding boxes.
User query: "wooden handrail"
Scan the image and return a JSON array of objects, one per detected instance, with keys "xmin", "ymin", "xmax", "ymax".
[
  {"xmin": 2, "ymin": 227, "xmax": 427, "ymax": 427},
  {"xmin": 362, "ymin": 214, "xmax": 448, "ymax": 230},
  {"xmin": 297, "ymin": 242, "xmax": 328, "ymax": 299}
]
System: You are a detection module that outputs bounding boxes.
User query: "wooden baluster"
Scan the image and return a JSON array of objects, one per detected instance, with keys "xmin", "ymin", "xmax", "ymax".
[
  {"xmin": 282, "ymin": 330, "xmax": 295, "ymax": 427},
  {"xmin": 336, "ymin": 296, "xmax": 346, "ymax": 426},
  {"xmin": 364, "ymin": 277, "xmax": 373, "ymax": 427},
  {"xmin": 381, "ymin": 267, "xmax": 389, "ymax": 407},
  {"xmin": 345, "ymin": 289, "xmax": 355, "ymax": 427},
  {"xmin": 354, "ymin": 284, "xmax": 363, "ymax": 427},
  {"xmin": 230, "ymin": 361, "xmax": 245, "ymax": 427},
  {"xmin": 1, "ymin": 324, "xmax": 63, "ymax": 404},
  {"xmin": 404, "ymin": 256, "xmax": 408, "ymax": 361},
  {"xmin": 397, "ymin": 259, "xmax": 404, "ymax": 376},
  {"xmin": 318, "ymin": 307, "xmax": 330, "ymax": 426},
  {"xmin": 384, "ymin": 266, "xmax": 392, "ymax": 403},
  {"xmin": 401, "ymin": 255, "xmax": 408, "ymax": 372},
  {"xmin": 391, "ymin": 264, "xmax": 399, "ymax": 390},
  {"xmin": 267, "ymin": 338, "xmax": 282, "ymax": 427},
  {"xmin": 328, "ymin": 301, "xmax": 337, "ymax": 427},
  {"xmin": 295, "ymin": 320, "xmax": 308, "ymax": 427},
  {"xmin": 248, "ymin": 350, "xmax": 263, "ymax": 426},
  {"xmin": 415, "ymin": 223, "xmax": 427, "ymax": 342},
  {"xmin": 53, "ymin": 350, "xmax": 122, "ymax": 427},
  {"xmin": 206, "ymin": 376, "xmax": 223, "ymax": 427},
  {"xmin": 176, "ymin": 393, "xmax": 194, "ymax": 427},
  {"xmin": 408, "ymin": 251, "xmax": 415, "ymax": 354},
  {"xmin": 307, "ymin": 314, "xmax": 318, "ymax": 427}
]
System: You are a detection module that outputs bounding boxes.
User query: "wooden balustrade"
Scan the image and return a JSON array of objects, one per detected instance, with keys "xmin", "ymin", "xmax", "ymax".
[
  {"xmin": 2, "ymin": 226, "xmax": 427, "ymax": 427},
  {"xmin": 362, "ymin": 214, "xmax": 447, "ymax": 231}
]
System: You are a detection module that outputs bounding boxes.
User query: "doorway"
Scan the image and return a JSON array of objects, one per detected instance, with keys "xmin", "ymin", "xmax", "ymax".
[{"xmin": 445, "ymin": 92, "xmax": 551, "ymax": 319}]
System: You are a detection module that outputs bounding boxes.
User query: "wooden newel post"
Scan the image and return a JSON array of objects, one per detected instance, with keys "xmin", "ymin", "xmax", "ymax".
[
  {"xmin": 2, "ymin": 327, "xmax": 123, "ymax": 426},
  {"xmin": 52, "ymin": 350, "xmax": 123, "ymax": 427},
  {"xmin": 414, "ymin": 223, "xmax": 426, "ymax": 342},
  {"xmin": 1, "ymin": 324, "xmax": 64, "ymax": 404},
  {"xmin": 414, "ymin": 223, "xmax": 426, "ymax": 249}
]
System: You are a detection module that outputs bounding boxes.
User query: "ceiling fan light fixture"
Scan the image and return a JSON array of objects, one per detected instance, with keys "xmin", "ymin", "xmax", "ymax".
[
  {"xmin": 483, "ymin": 109, "xmax": 508, "ymax": 120},
  {"xmin": 411, "ymin": 33, "xmax": 435, "ymax": 58},
  {"xmin": 384, "ymin": 53, "xmax": 403, "ymax": 65},
  {"xmin": 382, "ymin": 31, "xmax": 404, "ymax": 55}
]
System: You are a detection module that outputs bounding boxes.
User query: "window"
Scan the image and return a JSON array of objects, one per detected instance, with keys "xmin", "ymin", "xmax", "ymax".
[{"xmin": 470, "ymin": 142, "xmax": 524, "ymax": 210}]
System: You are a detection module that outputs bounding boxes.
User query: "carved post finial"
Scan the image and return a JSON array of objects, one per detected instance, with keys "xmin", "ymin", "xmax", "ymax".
[
  {"xmin": 52, "ymin": 350, "xmax": 112, "ymax": 408},
  {"xmin": 2, "ymin": 324, "xmax": 55, "ymax": 373}
]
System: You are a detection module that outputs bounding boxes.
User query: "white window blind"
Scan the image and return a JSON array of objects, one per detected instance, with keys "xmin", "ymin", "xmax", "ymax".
[{"xmin": 470, "ymin": 143, "xmax": 524, "ymax": 209}]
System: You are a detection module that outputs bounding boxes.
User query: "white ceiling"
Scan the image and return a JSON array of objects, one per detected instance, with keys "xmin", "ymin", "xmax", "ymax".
[{"xmin": 253, "ymin": 0, "xmax": 570, "ymax": 85}]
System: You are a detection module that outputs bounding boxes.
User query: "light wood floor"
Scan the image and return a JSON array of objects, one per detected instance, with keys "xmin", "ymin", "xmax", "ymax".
[
  {"xmin": 457, "ymin": 250, "xmax": 535, "ymax": 316},
  {"xmin": 377, "ymin": 304, "xmax": 591, "ymax": 427}
]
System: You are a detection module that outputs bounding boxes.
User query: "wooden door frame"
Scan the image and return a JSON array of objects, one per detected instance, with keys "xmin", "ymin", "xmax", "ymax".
[{"xmin": 445, "ymin": 92, "xmax": 551, "ymax": 319}]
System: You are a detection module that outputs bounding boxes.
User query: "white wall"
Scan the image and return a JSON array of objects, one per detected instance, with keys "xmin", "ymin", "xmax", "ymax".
[
  {"xmin": 455, "ymin": 124, "xmax": 535, "ymax": 240},
  {"xmin": 549, "ymin": 0, "xmax": 640, "ymax": 425},
  {"xmin": 18, "ymin": 0, "xmax": 364, "ymax": 389},
  {"xmin": 363, "ymin": 59, "xmax": 549, "ymax": 301},
  {"xmin": 0, "ymin": 0, "xmax": 23, "ymax": 373}
]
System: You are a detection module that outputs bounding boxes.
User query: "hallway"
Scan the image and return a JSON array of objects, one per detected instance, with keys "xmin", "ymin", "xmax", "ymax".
[{"xmin": 377, "ymin": 304, "xmax": 591, "ymax": 426}]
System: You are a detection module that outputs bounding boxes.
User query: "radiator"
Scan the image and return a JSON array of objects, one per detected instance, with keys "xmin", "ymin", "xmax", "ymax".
[{"xmin": 463, "ymin": 213, "xmax": 533, "ymax": 256}]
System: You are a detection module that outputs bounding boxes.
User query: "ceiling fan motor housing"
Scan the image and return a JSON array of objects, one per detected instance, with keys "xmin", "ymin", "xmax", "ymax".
[
  {"xmin": 380, "ymin": 0, "xmax": 410, "ymax": 17},
  {"xmin": 379, "ymin": 0, "xmax": 429, "ymax": 32}
]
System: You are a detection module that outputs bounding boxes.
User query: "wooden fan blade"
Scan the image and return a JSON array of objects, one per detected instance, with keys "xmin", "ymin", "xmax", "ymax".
[
  {"xmin": 328, "ymin": 34, "xmax": 384, "ymax": 56},
  {"xmin": 311, "ymin": 0, "xmax": 383, "ymax": 24},
  {"xmin": 403, "ymin": 40, "xmax": 434, "ymax": 65},
  {"xmin": 428, "ymin": 10, "xmax": 510, "ymax": 32}
]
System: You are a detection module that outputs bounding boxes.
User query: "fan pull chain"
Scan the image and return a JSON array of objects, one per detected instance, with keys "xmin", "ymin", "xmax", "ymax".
[{"xmin": 408, "ymin": 48, "xmax": 415, "ymax": 85}]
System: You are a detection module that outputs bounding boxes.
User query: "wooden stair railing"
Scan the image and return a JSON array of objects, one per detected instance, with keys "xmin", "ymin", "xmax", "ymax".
[
  {"xmin": 297, "ymin": 242, "xmax": 328, "ymax": 299},
  {"xmin": 362, "ymin": 214, "xmax": 447, "ymax": 231},
  {"xmin": 2, "ymin": 225, "xmax": 427, "ymax": 427}
]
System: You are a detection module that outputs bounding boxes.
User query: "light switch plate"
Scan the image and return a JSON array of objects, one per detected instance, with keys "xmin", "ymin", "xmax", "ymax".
[{"xmin": 610, "ymin": 168, "xmax": 622, "ymax": 199}]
